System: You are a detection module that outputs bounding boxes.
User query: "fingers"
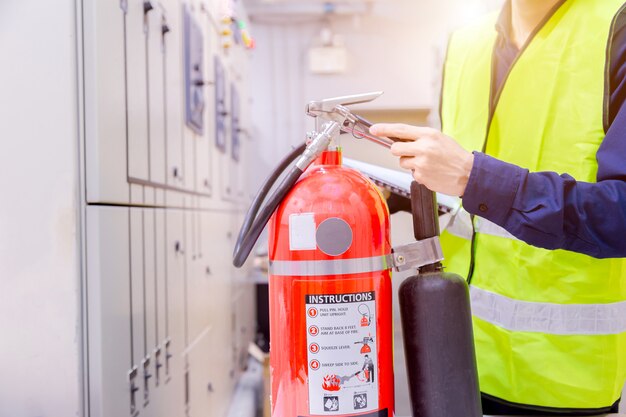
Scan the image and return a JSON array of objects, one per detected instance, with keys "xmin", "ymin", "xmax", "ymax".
[
  {"xmin": 399, "ymin": 156, "xmax": 422, "ymax": 182},
  {"xmin": 398, "ymin": 156, "xmax": 413, "ymax": 170},
  {"xmin": 390, "ymin": 141, "xmax": 418, "ymax": 156},
  {"xmin": 370, "ymin": 123, "xmax": 434, "ymax": 140},
  {"xmin": 383, "ymin": 125, "xmax": 472, "ymax": 196}
]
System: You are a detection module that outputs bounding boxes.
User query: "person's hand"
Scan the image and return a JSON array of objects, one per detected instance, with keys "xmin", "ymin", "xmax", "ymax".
[{"xmin": 369, "ymin": 123, "xmax": 474, "ymax": 197}]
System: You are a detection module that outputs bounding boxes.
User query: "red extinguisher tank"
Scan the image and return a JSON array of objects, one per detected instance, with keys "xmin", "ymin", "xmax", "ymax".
[{"xmin": 268, "ymin": 150, "xmax": 394, "ymax": 417}]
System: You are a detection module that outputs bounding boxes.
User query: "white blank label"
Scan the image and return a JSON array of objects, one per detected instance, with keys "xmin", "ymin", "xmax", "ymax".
[{"xmin": 289, "ymin": 213, "xmax": 316, "ymax": 251}]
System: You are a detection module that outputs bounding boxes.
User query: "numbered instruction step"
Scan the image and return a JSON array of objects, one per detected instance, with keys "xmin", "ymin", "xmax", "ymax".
[{"xmin": 305, "ymin": 291, "xmax": 379, "ymax": 415}]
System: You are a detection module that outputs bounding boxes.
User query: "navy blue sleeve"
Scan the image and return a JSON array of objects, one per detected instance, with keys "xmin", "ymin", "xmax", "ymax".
[
  {"xmin": 463, "ymin": 153, "xmax": 626, "ymax": 258},
  {"xmin": 461, "ymin": 21, "xmax": 626, "ymax": 259}
]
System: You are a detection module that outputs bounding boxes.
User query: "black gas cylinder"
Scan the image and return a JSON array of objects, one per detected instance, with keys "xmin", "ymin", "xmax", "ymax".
[{"xmin": 398, "ymin": 182, "xmax": 482, "ymax": 417}]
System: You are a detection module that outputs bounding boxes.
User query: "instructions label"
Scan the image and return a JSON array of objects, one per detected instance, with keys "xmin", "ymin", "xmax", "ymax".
[{"xmin": 305, "ymin": 291, "xmax": 378, "ymax": 415}]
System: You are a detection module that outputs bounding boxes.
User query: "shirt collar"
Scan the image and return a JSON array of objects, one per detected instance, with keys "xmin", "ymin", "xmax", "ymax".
[{"xmin": 495, "ymin": 0, "xmax": 570, "ymax": 46}]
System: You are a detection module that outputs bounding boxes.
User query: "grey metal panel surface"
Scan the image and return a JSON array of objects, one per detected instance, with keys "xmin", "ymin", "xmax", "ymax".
[
  {"xmin": 83, "ymin": 0, "xmax": 129, "ymax": 204},
  {"xmin": 86, "ymin": 206, "xmax": 133, "ymax": 417}
]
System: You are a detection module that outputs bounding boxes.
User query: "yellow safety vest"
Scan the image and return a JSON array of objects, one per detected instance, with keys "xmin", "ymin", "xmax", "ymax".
[{"xmin": 441, "ymin": 0, "xmax": 626, "ymax": 410}]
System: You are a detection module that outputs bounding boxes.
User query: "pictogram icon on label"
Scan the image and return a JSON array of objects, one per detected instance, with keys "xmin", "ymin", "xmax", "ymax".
[{"xmin": 305, "ymin": 291, "xmax": 379, "ymax": 415}]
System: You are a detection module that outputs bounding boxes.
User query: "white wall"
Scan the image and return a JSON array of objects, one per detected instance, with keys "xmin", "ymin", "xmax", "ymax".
[
  {"xmin": 246, "ymin": 0, "xmax": 503, "ymax": 180},
  {"xmin": 0, "ymin": 1, "xmax": 82, "ymax": 415}
]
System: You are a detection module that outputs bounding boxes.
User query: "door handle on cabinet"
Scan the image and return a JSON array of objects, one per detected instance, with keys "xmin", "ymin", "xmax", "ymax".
[
  {"xmin": 143, "ymin": 0, "xmax": 154, "ymax": 14},
  {"xmin": 175, "ymin": 241, "xmax": 185, "ymax": 255}
]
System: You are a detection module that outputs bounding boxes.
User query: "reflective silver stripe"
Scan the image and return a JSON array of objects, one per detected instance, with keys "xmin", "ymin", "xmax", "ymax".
[
  {"xmin": 475, "ymin": 217, "xmax": 519, "ymax": 240},
  {"xmin": 269, "ymin": 255, "xmax": 391, "ymax": 277},
  {"xmin": 440, "ymin": 208, "xmax": 519, "ymax": 241},
  {"xmin": 470, "ymin": 285, "xmax": 626, "ymax": 335}
]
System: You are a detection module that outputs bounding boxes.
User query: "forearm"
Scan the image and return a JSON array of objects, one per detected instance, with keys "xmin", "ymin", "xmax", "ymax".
[{"xmin": 462, "ymin": 153, "xmax": 626, "ymax": 258}]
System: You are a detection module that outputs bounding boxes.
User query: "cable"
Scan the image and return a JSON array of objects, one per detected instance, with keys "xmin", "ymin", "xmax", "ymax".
[{"xmin": 232, "ymin": 142, "xmax": 307, "ymax": 267}]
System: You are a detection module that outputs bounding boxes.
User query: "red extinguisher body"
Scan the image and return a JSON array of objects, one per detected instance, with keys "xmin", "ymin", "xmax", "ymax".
[{"xmin": 268, "ymin": 150, "xmax": 394, "ymax": 417}]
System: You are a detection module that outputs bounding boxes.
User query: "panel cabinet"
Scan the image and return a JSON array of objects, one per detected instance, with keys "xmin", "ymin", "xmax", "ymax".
[
  {"xmin": 185, "ymin": 330, "xmax": 213, "ymax": 417},
  {"xmin": 163, "ymin": 0, "xmax": 186, "ymax": 190},
  {"xmin": 185, "ymin": 200, "xmax": 212, "ymax": 344},
  {"xmin": 86, "ymin": 207, "xmax": 133, "ymax": 417},
  {"xmin": 84, "ymin": 0, "xmax": 129, "ymax": 204},
  {"xmin": 146, "ymin": 1, "xmax": 167, "ymax": 186},
  {"xmin": 82, "ymin": 1, "xmax": 256, "ymax": 415},
  {"xmin": 201, "ymin": 211, "xmax": 235, "ymax": 414},
  {"xmin": 126, "ymin": 0, "xmax": 151, "ymax": 182}
]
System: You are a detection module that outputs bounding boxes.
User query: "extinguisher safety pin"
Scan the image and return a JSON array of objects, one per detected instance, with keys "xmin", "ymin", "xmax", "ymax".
[{"xmin": 391, "ymin": 237, "xmax": 444, "ymax": 272}]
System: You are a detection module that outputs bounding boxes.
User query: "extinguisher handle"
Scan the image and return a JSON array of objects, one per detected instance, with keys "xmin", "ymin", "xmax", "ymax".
[{"xmin": 410, "ymin": 181, "xmax": 440, "ymax": 241}]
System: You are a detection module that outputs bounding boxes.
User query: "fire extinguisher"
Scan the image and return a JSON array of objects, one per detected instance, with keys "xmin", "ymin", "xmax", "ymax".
[
  {"xmin": 233, "ymin": 92, "xmax": 481, "ymax": 417},
  {"xmin": 266, "ymin": 147, "xmax": 393, "ymax": 416},
  {"xmin": 233, "ymin": 129, "xmax": 394, "ymax": 415}
]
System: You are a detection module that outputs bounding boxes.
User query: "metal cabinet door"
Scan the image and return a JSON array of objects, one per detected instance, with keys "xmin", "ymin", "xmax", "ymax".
[
  {"xmin": 162, "ymin": 0, "xmax": 185, "ymax": 190},
  {"xmin": 185, "ymin": 199, "xmax": 212, "ymax": 345},
  {"xmin": 86, "ymin": 206, "xmax": 133, "ymax": 417},
  {"xmin": 184, "ymin": 329, "xmax": 213, "ymax": 417},
  {"xmin": 153, "ymin": 208, "xmax": 168, "ymax": 387},
  {"xmin": 237, "ymin": 284, "xmax": 256, "ymax": 369},
  {"xmin": 214, "ymin": 56, "xmax": 233, "ymax": 201},
  {"xmin": 194, "ymin": 4, "xmax": 213, "ymax": 197},
  {"xmin": 83, "ymin": 0, "xmax": 129, "ymax": 204},
  {"xmin": 126, "ymin": 0, "xmax": 150, "ymax": 182},
  {"xmin": 146, "ymin": 1, "xmax": 167, "ymax": 186},
  {"xmin": 229, "ymin": 81, "xmax": 246, "ymax": 203},
  {"xmin": 143, "ymin": 208, "xmax": 159, "ymax": 413},
  {"xmin": 129, "ymin": 207, "xmax": 149, "ymax": 411},
  {"xmin": 163, "ymin": 208, "xmax": 186, "ymax": 416},
  {"xmin": 138, "ymin": 207, "xmax": 186, "ymax": 417},
  {"xmin": 180, "ymin": 3, "xmax": 204, "ymax": 192},
  {"xmin": 200, "ymin": 210, "xmax": 234, "ymax": 415},
  {"xmin": 195, "ymin": 121, "xmax": 213, "ymax": 196}
]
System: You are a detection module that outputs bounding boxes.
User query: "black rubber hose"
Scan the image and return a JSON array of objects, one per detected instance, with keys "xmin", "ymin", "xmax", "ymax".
[
  {"xmin": 234, "ymin": 142, "xmax": 306, "ymax": 250},
  {"xmin": 233, "ymin": 167, "xmax": 304, "ymax": 267},
  {"xmin": 232, "ymin": 143, "xmax": 307, "ymax": 267}
]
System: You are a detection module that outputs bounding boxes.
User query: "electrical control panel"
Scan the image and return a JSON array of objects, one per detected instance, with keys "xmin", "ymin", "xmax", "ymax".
[{"xmin": 82, "ymin": 0, "xmax": 255, "ymax": 416}]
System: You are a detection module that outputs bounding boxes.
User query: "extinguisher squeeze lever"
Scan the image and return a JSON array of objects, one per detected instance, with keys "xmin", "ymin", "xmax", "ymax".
[
  {"xmin": 306, "ymin": 91, "xmax": 411, "ymax": 148},
  {"xmin": 409, "ymin": 182, "xmax": 441, "ymax": 273}
]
